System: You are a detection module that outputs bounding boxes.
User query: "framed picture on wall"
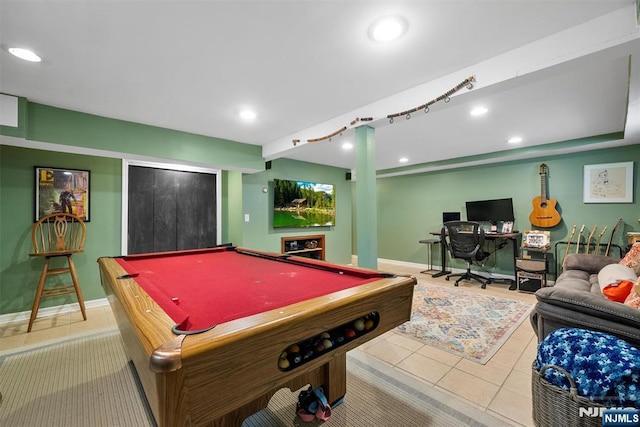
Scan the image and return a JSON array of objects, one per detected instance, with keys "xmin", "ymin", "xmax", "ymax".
[
  {"xmin": 523, "ymin": 230, "xmax": 551, "ymax": 249},
  {"xmin": 583, "ymin": 161, "xmax": 634, "ymax": 203},
  {"xmin": 35, "ymin": 166, "xmax": 90, "ymax": 221}
]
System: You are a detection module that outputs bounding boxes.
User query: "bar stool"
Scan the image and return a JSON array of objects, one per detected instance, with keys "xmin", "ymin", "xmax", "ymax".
[
  {"xmin": 418, "ymin": 238, "xmax": 440, "ymax": 275},
  {"xmin": 28, "ymin": 213, "xmax": 87, "ymax": 332}
]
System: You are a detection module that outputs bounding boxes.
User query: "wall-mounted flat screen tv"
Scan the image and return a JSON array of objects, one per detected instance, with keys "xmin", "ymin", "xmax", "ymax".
[{"xmin": 273, "ymin": 179, "xmax": 335, "ymax": 228}]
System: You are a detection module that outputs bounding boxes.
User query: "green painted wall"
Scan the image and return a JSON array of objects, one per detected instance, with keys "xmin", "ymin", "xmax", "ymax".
[
  {"xmin": 0, "ymin": 99, "xmax": 269, "ymax": 316},
  {"xmin": 0, "ymin": 145, "xmax": 121, "ymax": 314},
  {"xmin": 377, "ymin": 144, "xmax": 640, "ymax": 278},
  {"xmin": 241, "ymin": 158, "xmax": 352, "ymax": 265},
  {"xmin": 0, "ymin": 99, "xmax": 265, "ymax": 172},
  {"xmin": 0, "ymin": 100, "xmax": 353, "ymax": 317},
  {"xmin": 222, "ymin": 170, "xmax": 243, "ymax": 246}
]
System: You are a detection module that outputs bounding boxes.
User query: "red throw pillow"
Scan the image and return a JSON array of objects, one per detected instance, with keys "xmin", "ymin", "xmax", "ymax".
[{"xmin": 603, "ymin": 280, "xmax": 635, "ymax": 303}]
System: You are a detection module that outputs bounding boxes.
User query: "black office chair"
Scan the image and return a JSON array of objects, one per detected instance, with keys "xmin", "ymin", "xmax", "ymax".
[{"xmin": 441, "ymin": 221, "xmax": 492, "ymax": 289}]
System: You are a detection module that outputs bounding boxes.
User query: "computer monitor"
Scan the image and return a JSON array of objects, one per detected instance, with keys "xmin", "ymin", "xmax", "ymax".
[
  {"xmin": 465, "ymin": 198, "xmax": 515, "ymax": 223},
  {"xmin": 442, "ymin": 212, "xmax": 461, "ymax": 223}
]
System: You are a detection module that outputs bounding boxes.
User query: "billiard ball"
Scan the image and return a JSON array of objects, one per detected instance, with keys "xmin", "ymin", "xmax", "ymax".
[
  {"xmin": 322, "ymin": 339, "xmax": 333, "ymax": 349},
  {"xmin": 291, "ymin": 353, "xmax": 302, "ymax": 364},
  {"xmin": 278, "ymin": 358, "xmax": 290, "ymax": 369},
  {"xmin": 344, "ymin": 328, "xmax": 356, "ymax": 339},
  {"xmin": 353, "ymin": 319, "xmax": 365, "ymax": 332},
  {"xmin": 288, "ymin": 344, "xmax": 300, "ymax": 353},
  {"xmin": 364, "ymin": 319, "xmax": 375, "ymax": 330},
  {"xmin": 314, "ymin": 341, "xmax": 325, "ymax": 352},
  {"xmin": 320, "ymin": 332, "xmax": 331, "ymax": 339},
  {"xmin": 333, "ymin": 333, "xmax": 345, "ymax": 343}
]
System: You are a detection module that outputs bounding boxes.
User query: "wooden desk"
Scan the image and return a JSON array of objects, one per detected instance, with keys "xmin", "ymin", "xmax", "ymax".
[{"xmin": 431, "ymin": 230, "xmax": 521, "ymax": 289}]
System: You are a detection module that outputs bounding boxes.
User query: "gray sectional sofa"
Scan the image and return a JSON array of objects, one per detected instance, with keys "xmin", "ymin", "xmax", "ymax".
[{"xmin": 530, "ymin": 253, "xmax": 640, "ymax": 347}]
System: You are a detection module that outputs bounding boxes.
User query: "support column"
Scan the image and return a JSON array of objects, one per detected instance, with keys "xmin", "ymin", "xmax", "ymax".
[
  {"xmin": 222, "ymin": 170, "xmax": 243, "ymax": 246},
  {"xmin": 355, "ymin": 125, "xmax": 377, "ymax": 269}
]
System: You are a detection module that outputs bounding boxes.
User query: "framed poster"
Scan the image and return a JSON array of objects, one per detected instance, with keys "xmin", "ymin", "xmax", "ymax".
[
  {"xmin": 35, "ymin": 167, "xmax": 90, "ymax": 221},
  {"xmin": 583, "ymin": 161, "xmax": 633, "ymax": 203}
]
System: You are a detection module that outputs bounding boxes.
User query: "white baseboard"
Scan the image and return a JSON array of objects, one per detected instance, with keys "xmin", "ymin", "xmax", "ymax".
[
  {"xmin": 377, "ymin": 258, "xmax": 426, "ymax": 270},
  {"xmin": 377, "ymin": 257, "xmax": 518, "ymax": 280},
  {"xmin": 0, "ymin": 298, "xmax": 110, "ymax": 326}
]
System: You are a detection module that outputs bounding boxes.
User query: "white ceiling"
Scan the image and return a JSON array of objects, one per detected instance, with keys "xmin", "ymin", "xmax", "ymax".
[{"xmin": 1, "ymin": 1, "xmax": 639, "ymax": 173}]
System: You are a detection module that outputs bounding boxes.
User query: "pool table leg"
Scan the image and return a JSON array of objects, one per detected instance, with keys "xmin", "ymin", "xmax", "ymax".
[
  {"xmin": 208, "ymin": 353, "xmax": 348, "ymax": 426},
  {"xmin": 323, "ymin": 352, "xmax": 347, "ymax": 406}
]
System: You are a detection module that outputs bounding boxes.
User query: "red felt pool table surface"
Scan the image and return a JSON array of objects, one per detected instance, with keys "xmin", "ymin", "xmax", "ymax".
[{"xmin": 115, "ymin": 247, "xmax": 385, "ymax": 332}]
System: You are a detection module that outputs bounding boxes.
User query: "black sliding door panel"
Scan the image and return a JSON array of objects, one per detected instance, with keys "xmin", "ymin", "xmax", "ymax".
[
  {"xmin": 128, "ymin": 165, "xmax": 217, "ymax": 254},
  {"xmin": 196, "ymin": 172, "xmax": 217, "ymax": 248},
  {"xmin": 176, "ymin": 171, "xmax": 199, "ymax": 250},
  {"xmin": 153, "ymin": 169, "xmax": 178, "ymax": 252},
  {"xmin": 128, "ymin": 166, "xmax": 155, "ymax": 254}
]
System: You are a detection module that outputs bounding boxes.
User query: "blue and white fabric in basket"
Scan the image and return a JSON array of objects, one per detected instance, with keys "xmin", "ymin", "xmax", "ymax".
[{"xmin": 535, "ymin": 328, "xmax": 640, "ymax": 408}]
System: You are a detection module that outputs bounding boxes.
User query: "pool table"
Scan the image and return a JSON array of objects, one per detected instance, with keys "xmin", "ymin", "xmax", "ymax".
[{"xmin": 98, "ymin": 246, "xmax": 416, "ymax": 426}]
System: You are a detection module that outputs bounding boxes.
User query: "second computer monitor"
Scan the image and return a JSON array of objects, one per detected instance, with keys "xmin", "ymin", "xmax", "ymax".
[{"xmin": 465, "ymin": 198, "xmax": 515, "ymax": 223}]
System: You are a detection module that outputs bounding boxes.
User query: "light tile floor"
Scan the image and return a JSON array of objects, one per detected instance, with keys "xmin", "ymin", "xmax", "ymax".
[
  {"xmin": 354, "ymin": 260, "xmax": 538, "ymax": 426},
  {"xmin": 0, "ymin": 261, "xmax": 538, "ymax": 426}
]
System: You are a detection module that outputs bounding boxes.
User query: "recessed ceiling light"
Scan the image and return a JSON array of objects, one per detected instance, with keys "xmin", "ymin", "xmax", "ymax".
[
  {"xmin": 368, "ymin": 16, "xmax": 408, "ymax": 42},
  {"xmin": 399, "ymin": 157, "xmax": 409, "ymax": 163},
  {"xmin": 8, "ymin": 47, "xmax": 41, "ymax": 62},
  {"xmin": 342, "ymin": 142, "xmax": 353, "ymax": 150},
  {"xmin": 508, "ymin": 136, "xmax": 523, "ymax": 144},
  {"xmin": 239, "ymin": 109, "xmax": 257, "ymax": 121},
  {"xmin": 470, "ymin": 106, "xmax": 488, "ymax": 116}
]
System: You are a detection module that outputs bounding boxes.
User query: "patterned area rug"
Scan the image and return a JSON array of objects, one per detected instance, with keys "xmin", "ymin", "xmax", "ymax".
[{"xmin": 396, "ymin": 285, "xmax": 534, "ymax": 364}]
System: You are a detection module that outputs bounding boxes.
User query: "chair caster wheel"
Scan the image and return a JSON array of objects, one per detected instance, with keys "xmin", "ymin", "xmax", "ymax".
[
  {"xmin": 445, "ymin": 277, "xmax": 450, "ymax": 281},
  {"xmin": 481, "ymin": 284, "xmax": 487, "ymax": 289},
  {"xmin": 454, "ymin": 283, "xmax": 459, "ymax": 287}
]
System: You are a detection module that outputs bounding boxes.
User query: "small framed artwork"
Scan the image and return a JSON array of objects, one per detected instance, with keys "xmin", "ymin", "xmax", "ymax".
[
  {"xmin": 35, "ymin": 166, "xmax": 90, "ymax": 221},
  {"xmin": 523, "ymin": 230, "xmax": 551, "ymax": 249},
  {"xmin": 583, "ymin": 161, "xmax": 634, "ymax": 203}
]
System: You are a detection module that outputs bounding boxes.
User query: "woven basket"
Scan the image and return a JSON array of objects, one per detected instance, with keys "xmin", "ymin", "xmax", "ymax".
[{"xmin": 532, "ymin": 363, "xmax": 603, "ymax": 427}]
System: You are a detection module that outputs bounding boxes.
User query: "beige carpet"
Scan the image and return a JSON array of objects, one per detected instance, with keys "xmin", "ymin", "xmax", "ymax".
[{"xmin": 0, "ymin": 331, "xmax": 508, "ymax": 426}]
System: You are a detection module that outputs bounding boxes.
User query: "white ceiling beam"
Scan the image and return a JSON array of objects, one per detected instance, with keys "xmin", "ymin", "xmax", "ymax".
[{"xmin": 262, "ymin": 4, "xmax": 640, "ymax": 161}]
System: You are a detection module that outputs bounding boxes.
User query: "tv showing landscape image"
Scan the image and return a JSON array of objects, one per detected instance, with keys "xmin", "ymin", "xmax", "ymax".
[{"xmin": 273, "ymin": 179, "xmax": 335, "ymax": 228}]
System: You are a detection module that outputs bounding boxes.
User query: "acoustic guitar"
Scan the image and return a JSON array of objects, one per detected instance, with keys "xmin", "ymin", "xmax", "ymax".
[{"xmin": 529, "ymin": 163, "xmax": 561, "ymax": 228}]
